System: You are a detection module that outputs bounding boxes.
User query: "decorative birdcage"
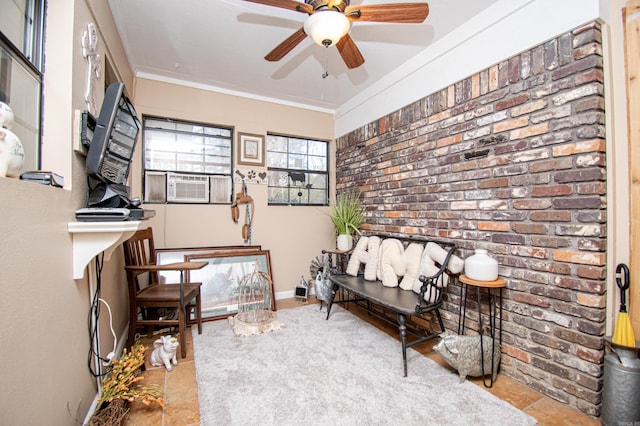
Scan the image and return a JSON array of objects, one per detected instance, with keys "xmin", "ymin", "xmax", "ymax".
[{"xmin": 229, "ymin": 261, "xmax": 283, "ymax": 336}]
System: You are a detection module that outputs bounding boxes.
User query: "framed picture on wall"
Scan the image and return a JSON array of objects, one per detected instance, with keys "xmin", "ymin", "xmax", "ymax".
[{"xmin": 237, "ymin": 132, "xmax": 265, "ymax": 166}]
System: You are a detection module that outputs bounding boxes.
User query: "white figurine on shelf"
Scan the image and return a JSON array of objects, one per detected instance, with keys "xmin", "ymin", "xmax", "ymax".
[
  {"xmin": 0, "ymin": 102, "xmax": 15, "ymax": 129},
  {"xmin": 150, "ymin": 335, "xmax": 180, "ymax": 371},
  {"xmin": 0, "ymin": 102, "xmax": 24, "ymax": 178}
]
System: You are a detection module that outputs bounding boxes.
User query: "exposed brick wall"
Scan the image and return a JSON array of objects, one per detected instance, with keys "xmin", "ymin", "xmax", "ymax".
[{"xmin": 335, "ymin": 22, "xmax": 605, "ymax": 416}]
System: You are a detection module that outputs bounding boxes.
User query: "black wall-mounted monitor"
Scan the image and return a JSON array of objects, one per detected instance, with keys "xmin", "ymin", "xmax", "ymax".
[{"xmin": 86, "ymin": 82, "xmax": 140, "ymax": 185}]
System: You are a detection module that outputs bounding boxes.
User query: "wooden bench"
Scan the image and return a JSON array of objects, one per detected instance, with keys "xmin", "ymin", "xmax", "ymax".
[{"xmin": 324, "ymin": 237, "xmax": 459, "ymax": 377}]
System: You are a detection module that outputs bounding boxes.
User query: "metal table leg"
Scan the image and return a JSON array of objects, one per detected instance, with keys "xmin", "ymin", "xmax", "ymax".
[{"xmin": 458, "ymin": 275, "xmax": 506, "ymax": 388}]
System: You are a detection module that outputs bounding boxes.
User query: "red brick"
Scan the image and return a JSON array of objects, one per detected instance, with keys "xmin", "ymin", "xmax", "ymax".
[
  {"xmin": 496, "ymin": 93, "xmax": 530, "ymax": 111},
  {"xmin": 494, "ymin": 116, "xmax": 529, "ymax": 132},
  {"xmin": 502, "ymin": 344, "xmax": 531, "ymax": 363},
  {"xmin": 531, "ymin": 185, "xmax": 573, "ymax": 197},
  {"xmin": 513, "ymin": 199, "xmax": 553, "ymax": 210},
  {"xmin": 530, "ymin": 211, "xmax": 572, "ymax": 221}
]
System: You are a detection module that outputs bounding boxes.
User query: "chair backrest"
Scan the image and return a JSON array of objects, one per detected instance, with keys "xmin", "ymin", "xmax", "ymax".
[{"xmin": 123, "ymin": 227, "xmax": 159, "ymax": 293}]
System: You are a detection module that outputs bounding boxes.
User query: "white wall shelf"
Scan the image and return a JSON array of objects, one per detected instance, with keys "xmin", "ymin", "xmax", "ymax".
[{"xmin": 68, "ymin": 221, "xmax": 145, "ymax": 279}]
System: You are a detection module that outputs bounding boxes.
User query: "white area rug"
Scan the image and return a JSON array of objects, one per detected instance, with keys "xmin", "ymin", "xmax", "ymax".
[{"xmin": 193, "ymin": 304, "xmax": 537, "ymax": 426}]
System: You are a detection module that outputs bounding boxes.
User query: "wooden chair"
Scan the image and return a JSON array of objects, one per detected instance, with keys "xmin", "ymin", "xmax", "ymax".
[{"xmin": 122, "ymin": 227, "xmax": 207, "ymax": 358}]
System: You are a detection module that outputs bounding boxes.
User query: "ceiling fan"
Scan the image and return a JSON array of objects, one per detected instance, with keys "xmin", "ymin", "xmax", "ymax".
[{"xmin": 242, "ymin": 0, "xmax": 430, "ymax": 69}]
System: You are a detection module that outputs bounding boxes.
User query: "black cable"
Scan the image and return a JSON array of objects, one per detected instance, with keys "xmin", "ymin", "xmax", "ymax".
[{"xmin": 87, "ymin": 252, "xmax": 112, "ymax": 378}]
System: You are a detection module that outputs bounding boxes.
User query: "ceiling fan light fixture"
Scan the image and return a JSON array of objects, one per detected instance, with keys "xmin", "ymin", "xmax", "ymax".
[{"xmin": 304, "ymin": 10, "xmax": 351, "ymax": 47}]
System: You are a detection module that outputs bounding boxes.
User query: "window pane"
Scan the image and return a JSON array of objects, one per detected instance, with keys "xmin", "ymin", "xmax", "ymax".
[
  {"xmin": 0, "ymin": 0, "xmax": 44, "ymax": 69},
  {"xmin": 268, "ymin": 187, "xmax": 288, "ymax": 204},
  {"xmin": 204, "ymin": 127, "xmax": 231, "ymax": 137},
  {"xmin": 266, "ymin": 133, "xmax": 328, "ymax": 205},
  {"xmin": 143, "ymin": 116, "xmax": 233, "ymax": 204},
  {"xmin": 288, "ymin": 154, "xmax": 307, "ymax": 170},
  {"xmin": 176, "ymin": 122, "xmax": 200, "ymax": 133},
  {"xmin": 176, "ymin": 133, "xmax": 203, "ymax": 153},
  {"xmin": 268, "ymin": 170, "xmax": 289, "ymax": 187},
  {"xmin": 289, "ymin": 138, "xmax": 307, "ymax": 154},
  {"xmin": 267, "ymin": 151, "xmax": 287, "ymax": 168},
  {"xmin": 308, "ymin": 173, "xmax": 327, "ymax": 190},
  {"xmin": 289, "ymin": 187, "xmax": 308, "ymax": 204},
  {"xmin": 308, "ymin": 140, "xmax": 326, "ymax": 156},
  {"xmin": 146, "ymin": 119, "xmax": 176, "ymax": 131},
  {"xmin": 308, "ymin": 155, "xmax": 326, "ymax": 171},
  {"xmin": 309, "ymin": 189, "xmax": 327, "ymax": 204},
  {"xmin": 0, "ymin": 40, "xmax": 41, "ymax": 172},
  {"xmin": 267, "ymin": 134, "xmax": 287, "ymax": 152},
  {"xmin": 147, "ymin": 151, "xmax": 176, "ymax": 171}
]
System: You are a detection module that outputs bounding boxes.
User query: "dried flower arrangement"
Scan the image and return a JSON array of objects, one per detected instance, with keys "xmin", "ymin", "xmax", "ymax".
[{"xmin": 89, "ymin": 344, "xmax": 164, "ymax": 425}]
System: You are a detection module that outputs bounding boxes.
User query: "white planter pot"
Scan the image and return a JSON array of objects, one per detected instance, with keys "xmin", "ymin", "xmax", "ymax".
[
  {"xmin": 336, "ymin": 234, "xmax": 353, "ymax": 251},
  {"xmin": 464, "ymin": 249, "xmax": 499, "ymax": 281}
]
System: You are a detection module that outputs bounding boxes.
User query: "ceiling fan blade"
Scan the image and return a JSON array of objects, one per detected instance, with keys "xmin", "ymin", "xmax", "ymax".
[
  {"xmin": 265, "ymin": 27, "xmax": 308, "ymax": 61},
  {"xmin": 336, "ymin": 34, "xmax": 365, "ymax": 69},
  {"xmin": 242, "ymin": 0, "xmax": 313, "ymax": 14},
  {"xmin": 345, "ymin": 3, "xmax": 429, "ymax": 23}
]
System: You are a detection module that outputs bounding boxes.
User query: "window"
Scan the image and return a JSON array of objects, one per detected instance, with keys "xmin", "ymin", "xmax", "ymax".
[
  {"xmin": 0, "ymin": 0, "xmax": 46, "ymax": 173},
  {"xmin": 142, "ymin": 116, "xmax": 233, "ymax": 204},
  {"xmin": 267, "ymin": 133, "xmax": 329, "ymax": 205}
]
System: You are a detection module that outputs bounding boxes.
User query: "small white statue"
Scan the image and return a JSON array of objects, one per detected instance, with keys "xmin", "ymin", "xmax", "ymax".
[
  {"xmin": 149, "ymin": 335, "xmax": 179, "ymax": 371},
  {"xmin": 0, "ymin": 102, "xmax": 23, "ymax": 178},
  {"xmin": 0, "ymin": 102, "xmax": 15, "ymax": 129},
  {"xmin": 0, "ymin": 127, "xmax": 24, "ymax": 178}
]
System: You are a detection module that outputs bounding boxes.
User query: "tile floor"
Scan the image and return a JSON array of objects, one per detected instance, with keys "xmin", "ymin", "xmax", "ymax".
[{"xmin": 126, "ymin": 297, "xmax": 600, "ymax": 425}]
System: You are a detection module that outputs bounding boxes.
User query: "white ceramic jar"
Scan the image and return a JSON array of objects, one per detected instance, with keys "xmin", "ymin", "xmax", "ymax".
[
  {"xmin": 336, "ymin": 234, "xmax": 353, "ymax": 251},
  {"xmin": 464, "ymin": 249, "xmax": 499, "ymax": 281}
]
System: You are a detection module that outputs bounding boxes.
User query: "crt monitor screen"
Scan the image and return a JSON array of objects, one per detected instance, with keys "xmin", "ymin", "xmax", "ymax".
[{"xmin": 86, "ymin": 82, "xmax": 140, "ymax": 185}]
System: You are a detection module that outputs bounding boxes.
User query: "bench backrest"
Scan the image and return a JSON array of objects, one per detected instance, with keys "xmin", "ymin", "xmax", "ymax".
[{"xmin": 343, "ymin": 234, "xmax": 461, "ymax": 311}]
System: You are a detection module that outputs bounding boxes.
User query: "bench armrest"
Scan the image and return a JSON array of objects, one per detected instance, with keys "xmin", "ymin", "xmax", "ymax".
[{"xmin": 416, "ymin": 244, "xmax": 459, "ymax": 311}]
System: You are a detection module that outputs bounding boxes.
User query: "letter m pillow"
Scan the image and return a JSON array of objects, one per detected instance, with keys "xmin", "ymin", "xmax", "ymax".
[{"xmin": 378, "ymin": 239, "xmax": 424, "ymax": 289}]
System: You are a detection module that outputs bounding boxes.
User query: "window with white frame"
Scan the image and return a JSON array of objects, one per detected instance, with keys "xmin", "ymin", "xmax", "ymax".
[
  {"xmin": 0, "ymin": 0, "xmax": 46, "ymax": 173},
  {"xmin": 142, "ymin": 116, "xmax": 233, "ymax": 204},
  {"xmin": 267, "ymin": 133, "xmax": 329, "ymax": 205}
]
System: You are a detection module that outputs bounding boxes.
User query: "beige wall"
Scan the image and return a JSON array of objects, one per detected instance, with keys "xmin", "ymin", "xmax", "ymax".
[
  {"xmin": 0, "ymin": 1, "xmax": 135, "ymax": 424},
  {"xmin": 131, "ymin": 78, "xmax": 336, "ymax": 296}
]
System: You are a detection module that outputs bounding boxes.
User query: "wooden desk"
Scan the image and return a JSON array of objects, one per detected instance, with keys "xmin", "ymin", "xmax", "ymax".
[{"xmin": 458, "ymin": 274, "xmax": 506, "ymax": 388}]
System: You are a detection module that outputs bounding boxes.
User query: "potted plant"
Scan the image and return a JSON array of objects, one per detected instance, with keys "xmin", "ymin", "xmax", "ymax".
[{"xmin": 329, "ymin": 190, "xmax": 365, "ymax": 251}]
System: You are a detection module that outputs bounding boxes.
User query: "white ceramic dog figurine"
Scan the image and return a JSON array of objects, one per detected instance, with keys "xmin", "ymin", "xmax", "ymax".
[{"xmin": 150, "ymin": 335, "xmax": 179, "ymax": 371}]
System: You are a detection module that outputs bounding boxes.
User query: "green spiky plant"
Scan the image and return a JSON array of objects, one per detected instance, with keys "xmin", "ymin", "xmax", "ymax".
[{"xmin": 329, "ymin": 191, "xmax": 365, "ymax": 236}]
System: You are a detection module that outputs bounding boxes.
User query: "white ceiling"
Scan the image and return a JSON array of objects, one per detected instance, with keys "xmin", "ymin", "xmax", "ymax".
[{"xmin": 107, "ymin": 0, "xmax": 501, "ymax": 113}]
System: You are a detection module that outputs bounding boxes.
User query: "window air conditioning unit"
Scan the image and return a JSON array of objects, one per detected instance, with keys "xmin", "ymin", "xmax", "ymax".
[{"xmin": 167, "ymin": 173, "xmax": 210, "ymax": 203}]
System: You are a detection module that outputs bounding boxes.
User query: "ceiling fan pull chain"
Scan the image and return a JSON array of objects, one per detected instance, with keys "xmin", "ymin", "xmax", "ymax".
[{"xmin": 322, "ymin": 46, "xmax": 329, "ymax": 79}]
